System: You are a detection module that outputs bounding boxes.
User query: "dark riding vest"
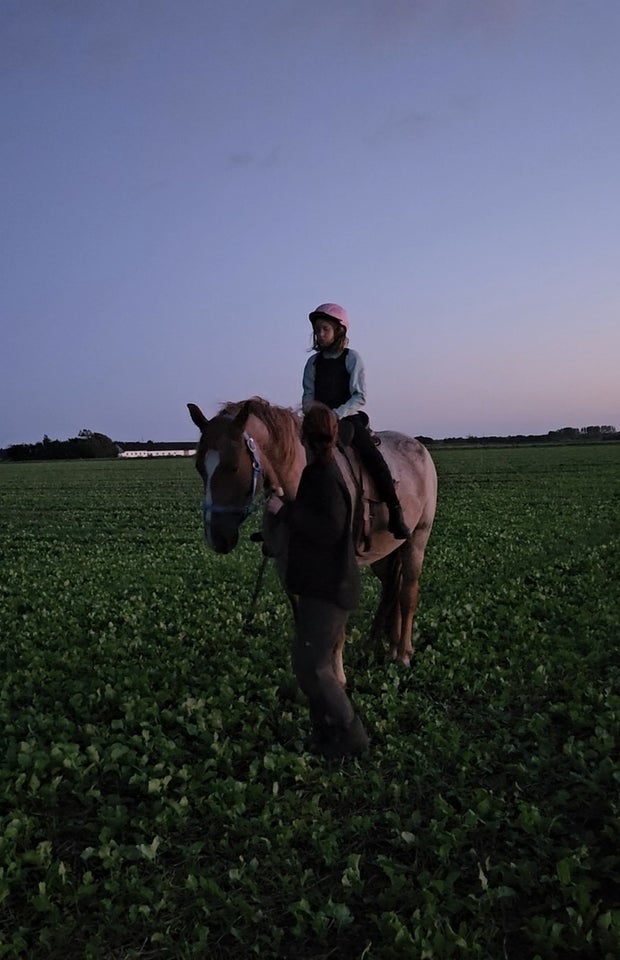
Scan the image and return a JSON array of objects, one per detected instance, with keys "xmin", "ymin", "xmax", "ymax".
[{"xmin": 314, "ymin": 349, "xmax": 351, "ymax": 410}]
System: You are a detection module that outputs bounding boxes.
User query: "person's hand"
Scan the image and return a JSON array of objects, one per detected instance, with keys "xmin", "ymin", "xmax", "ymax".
[{"xmin": 266, "ymin": 492, "xmax": 284, "ymax": 515}]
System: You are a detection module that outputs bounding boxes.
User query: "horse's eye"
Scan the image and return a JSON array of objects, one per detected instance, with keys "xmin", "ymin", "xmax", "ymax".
[
  {"xmin": 219, "ymin": 450, "xmax": 239, "ymax": 472},
  {"xmin": 219, "ymin": 442, "xmax": 241, "ymax": 472}
]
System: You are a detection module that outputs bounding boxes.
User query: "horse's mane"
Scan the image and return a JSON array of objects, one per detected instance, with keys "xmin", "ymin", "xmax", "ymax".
[{"xmin": 218, "ymin": 397, "xmax": 302, "ymax": 475}]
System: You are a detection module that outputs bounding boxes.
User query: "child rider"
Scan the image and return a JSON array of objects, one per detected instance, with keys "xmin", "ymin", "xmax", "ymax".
[{"xmin": 302, "ymin": 302, "xmax": 410, "ymax": 540}]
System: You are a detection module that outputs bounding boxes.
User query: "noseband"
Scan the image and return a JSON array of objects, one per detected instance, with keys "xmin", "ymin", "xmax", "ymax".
[{"xmin": 202, "ymin": 432, "xmax": 263, "ymax": 521}]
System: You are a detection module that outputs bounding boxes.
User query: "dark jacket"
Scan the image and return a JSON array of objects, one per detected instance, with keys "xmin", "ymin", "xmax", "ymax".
[{"xmin": 282, "ymin": 459, "xmax": 359, "ymax": 610}]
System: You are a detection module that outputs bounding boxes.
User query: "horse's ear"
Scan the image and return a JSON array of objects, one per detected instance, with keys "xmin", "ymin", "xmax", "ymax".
[
  {"xmin": 187, "ymin": 403, "xmax": 209, "ymax": 432},
  {"xmin": 232, "ymin": 401, "xmax": 251, "ymax": 431}
]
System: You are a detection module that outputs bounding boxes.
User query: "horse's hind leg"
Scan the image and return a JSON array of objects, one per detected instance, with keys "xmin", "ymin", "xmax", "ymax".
[
  {"xmin": 369, "ymin": 571, "xmax": 390, "ymax": 657},
  {"xmin": 396, "ymin": 522, "xmax": 433, "ymax": 665},
  {"xmin": 370, "ymin": 542, "xmax": 422, "ymax": 667},
  {"xmin": 370, "ymin": 552, "xmax": 403, "ymax": 660},
  {"xmin": 395, "ymin": 548, "xmax": 418, "ymax": 667}
]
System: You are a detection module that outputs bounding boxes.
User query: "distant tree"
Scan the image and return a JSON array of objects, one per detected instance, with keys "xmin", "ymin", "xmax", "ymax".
[
  {"xmin": 549, "ymin": 427, "xmax": 580, "ymax": 439},
  {"xmin": 3, "ymin": 431, "xmax": 118, "ymax": 461},
  {"xmin": 79, "ymin": 432, "xmax": 118, "ymax": 458}
]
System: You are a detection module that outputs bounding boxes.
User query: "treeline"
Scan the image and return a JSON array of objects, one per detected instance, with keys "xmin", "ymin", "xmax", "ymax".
[
  {"xmin": 1, "ymin": 430, "xmax": 118, "ymax": 462},
  {"xmin": 3, "ymin": 424, "xmax": 618, "ymax": 461},
  {"xmin": 420, "ymin": 425, "xmax": 619, "ymax": 447}
]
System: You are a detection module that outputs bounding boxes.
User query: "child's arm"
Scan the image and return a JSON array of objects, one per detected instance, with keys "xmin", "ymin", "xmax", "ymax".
[
  {"xmin": 333, "ymin": 350, "xmax": 367, "ymax": 419},
  {"xmin": 301, "ymin": 355, "xmax": 316, "ymax": 412}
]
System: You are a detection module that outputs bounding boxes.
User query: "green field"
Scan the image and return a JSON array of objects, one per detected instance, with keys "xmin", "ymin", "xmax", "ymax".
[{"xmin": 1, "ymin": 446, "xmax": 619, "ymax": 959}]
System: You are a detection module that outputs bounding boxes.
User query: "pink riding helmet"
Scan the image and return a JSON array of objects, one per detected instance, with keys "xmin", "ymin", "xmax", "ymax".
[{"xmin": 308, "ymin": 302, "xmax": 350, "ymax": 330}]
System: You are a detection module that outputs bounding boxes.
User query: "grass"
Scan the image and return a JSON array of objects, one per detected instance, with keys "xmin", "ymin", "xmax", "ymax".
[{"xmin": 1, "ymin": 446, "xmax": 619, "ymax": 959}]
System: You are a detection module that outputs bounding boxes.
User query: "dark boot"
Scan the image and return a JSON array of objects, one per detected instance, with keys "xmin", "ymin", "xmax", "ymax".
[
  {"xmin": 352, "ymin": 419, "xmax": 411, "ymax": 539},
  {"xmin": 304, "ymin": 702, "xmax": 332, "ymax": 754},
  {"xmin": 320, "ymin": 715, "xmax": 369, "ymax": 759},
  {"xmin": 304, "ymin": 727, "xmax": 328, "ymax": 754},
  {"xmin": 387, "ymin": 502, "xmax": 411, "ymax": 540}
]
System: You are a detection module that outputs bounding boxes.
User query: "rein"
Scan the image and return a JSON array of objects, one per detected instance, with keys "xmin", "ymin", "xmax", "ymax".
[{"xmin": 202, "ymin": 432, "xmax": 263, "ymax": 520}]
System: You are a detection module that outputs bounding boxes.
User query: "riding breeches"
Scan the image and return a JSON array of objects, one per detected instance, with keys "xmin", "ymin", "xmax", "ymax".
[
  {"xmin": 292, "ymin": 597, "xmax": 355, "ymax": 731},
  {"xmin": 345, "ymin": 416, "xmax": 400, "ymax": 509}
]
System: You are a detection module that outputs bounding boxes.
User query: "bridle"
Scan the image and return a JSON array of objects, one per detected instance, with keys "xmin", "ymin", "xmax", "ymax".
[{"xmin": 201, "ymin": 432, "xmax": 263, "ymax": 521}]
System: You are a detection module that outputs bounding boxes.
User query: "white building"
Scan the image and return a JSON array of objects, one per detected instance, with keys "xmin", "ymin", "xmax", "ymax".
[{"xmin": 117, "ymin": 443, "xmax": 196, "ymax": 459}]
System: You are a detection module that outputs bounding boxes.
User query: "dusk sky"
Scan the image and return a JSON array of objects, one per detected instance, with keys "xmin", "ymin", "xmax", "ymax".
[{"xmin": 2, "ymin": 0, "xmax": 618, "ymax": 446}]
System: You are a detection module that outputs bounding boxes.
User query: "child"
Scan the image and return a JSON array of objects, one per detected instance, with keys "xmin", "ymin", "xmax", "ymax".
[
  {"xmin": 302, "ymin": 302, "xmax": 410, "ymax": 540},
  {"xmin": 267, "ymin": 403, "xmax": 368, "ymax": 758}
]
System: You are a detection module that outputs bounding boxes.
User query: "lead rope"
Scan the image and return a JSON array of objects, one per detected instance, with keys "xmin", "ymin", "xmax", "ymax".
[
  {"xmin": 244, "ymin": 478, "xmax": 282, "ymax": 633},
  {"xmin": 243, "ymin": 548, "xmax": 270, "ymax": 634}
]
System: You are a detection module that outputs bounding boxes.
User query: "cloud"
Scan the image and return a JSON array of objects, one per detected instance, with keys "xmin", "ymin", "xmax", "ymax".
[
  {"xmin": 270, "ymin": 0, "xmax": 525, "ymax": 55},
  {"xmin": 367, "ymin": 109, "xmax": 437, "ymax": 146},
  {"xmin": 226, "ymin": 146, "xmax": 281, "ymax": 170},
  {"xmin": 0, "ymin": 0, "xmax": 173, "ymax": 79}
]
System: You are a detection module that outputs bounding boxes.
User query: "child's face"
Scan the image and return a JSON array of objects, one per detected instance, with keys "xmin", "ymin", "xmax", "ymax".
[{"xmin": 313, "ymin": 319, "xmax": 337, "ymax": 349}]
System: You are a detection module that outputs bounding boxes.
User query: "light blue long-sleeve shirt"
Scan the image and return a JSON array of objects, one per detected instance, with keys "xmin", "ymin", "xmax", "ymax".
[{"xmin": 302, "ymin": 348, "xmax": 367, "ymax": 419}]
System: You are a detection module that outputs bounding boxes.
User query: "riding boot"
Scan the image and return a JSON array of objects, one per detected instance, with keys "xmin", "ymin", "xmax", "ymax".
[
  {"xmin": 361, "ymin": 442, "xmax": 411, "ymax": 539},
  {"xmin": 320, "ymin": 715, "xmax": 370, "ymax": 759},
  {"xmin": 304, "ymin": 703, "xmax": 331, "ymax": 754},
  {"xmin": 304, "ymin": 725, "xmax": 329, "ymax": 754},
  {"xmin": 387, "ymin": 502, "xmax": 410, "ymax": 540}
]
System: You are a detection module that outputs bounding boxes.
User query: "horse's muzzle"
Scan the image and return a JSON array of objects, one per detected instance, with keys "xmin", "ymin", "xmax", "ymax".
[
  {"xmin": 204, "ymin": 516, "xmax": 240, "ymax": 554},
  {"xmin": 209, "ymin": 533, "xmax": 239, "ymax": 554}
]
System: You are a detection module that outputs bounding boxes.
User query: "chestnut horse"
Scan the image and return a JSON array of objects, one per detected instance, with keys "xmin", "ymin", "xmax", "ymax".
[{"xmin": 187, "ymin": 397, "xmax": 437, "ymax": 668}]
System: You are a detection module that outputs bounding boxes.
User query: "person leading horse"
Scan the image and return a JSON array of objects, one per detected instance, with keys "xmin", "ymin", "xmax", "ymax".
[{"xmin": 267, "ymin": 403, "xmax": 369, "ymax": 758}]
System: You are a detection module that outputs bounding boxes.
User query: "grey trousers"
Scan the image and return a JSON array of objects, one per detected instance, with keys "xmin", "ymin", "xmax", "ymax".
[{"xmin": 292, "ymin": 597, "xmax": 355, "ymax": 731}]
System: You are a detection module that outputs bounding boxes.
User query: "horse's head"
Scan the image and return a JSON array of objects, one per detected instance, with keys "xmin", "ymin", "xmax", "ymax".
[{"xmin": 187, "ymin": 401, "xmax": 263, "ymax": 554}]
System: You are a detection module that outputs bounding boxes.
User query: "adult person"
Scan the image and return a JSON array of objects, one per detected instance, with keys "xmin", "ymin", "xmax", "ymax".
[
  {"xmin": 267, "ymin": 402, "xmax": 369, "ymax": 758},
  {"xmin": 302, "ymin": 302, "xmax": 410, "ymax": 540}
]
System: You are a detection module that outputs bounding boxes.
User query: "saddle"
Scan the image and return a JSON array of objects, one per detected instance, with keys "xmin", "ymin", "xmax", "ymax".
[{"xmin": 337, "ymin": 425, "xmax": 383, "ymax": 556}]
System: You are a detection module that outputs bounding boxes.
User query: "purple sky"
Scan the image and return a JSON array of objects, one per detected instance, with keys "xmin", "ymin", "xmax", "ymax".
[{"xmin": 2, "ymin": 0, "xmax": 618, "ymax": 445}]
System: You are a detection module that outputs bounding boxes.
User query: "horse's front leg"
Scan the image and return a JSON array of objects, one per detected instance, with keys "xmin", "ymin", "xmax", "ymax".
[
  {"xmin": 287, "ymin": 592, "xmax": 299, "ymax": 625},
  {"xmin": 389, "ymin": 603, "xmax": 404, "ymax": 663},
  {"xmin": 332, "ymin": 623, "xmax": 347, "ymax": 688}
]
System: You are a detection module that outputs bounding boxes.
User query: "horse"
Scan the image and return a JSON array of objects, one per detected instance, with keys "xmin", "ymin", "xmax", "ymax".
[{"xmin": 187, "ymin": 397, "xmax": 437, "ymax": 669}]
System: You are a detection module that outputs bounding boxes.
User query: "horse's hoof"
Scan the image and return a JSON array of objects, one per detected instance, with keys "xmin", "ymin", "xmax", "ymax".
[{"xmin": 390, "ymin": 649, "xmax": 411, "ymax": 668}]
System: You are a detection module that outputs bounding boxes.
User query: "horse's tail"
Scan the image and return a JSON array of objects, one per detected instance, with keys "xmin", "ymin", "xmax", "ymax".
[{"xmin": 370, "ymin": 547, "xmax": 404, "ymax": 654}]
